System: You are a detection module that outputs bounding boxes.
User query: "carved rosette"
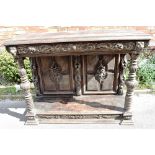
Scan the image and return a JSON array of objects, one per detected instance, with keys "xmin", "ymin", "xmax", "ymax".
[
  {"xmin": 49, "ymin": 58, "xmax": 63, "ymax": 89},
  {"xmin": 16, "ymin": 41, "xmax": 136, "ymax": 55},
  {"xmin": 74, "ymin": 56, "xmax": 82, "ymax": 96}
]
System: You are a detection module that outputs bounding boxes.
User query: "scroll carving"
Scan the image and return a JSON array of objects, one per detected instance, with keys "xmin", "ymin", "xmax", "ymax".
[
  {"xmin": 74, "ymin": 56, "xmax": 82, "ymax": 96},
  {"xmin": 49, "ymin": 57, "xmax": 63, "ymax": 89},
  {"xmin": 16, "ymin": 41, "xmax": 136, "ymax": 55}
]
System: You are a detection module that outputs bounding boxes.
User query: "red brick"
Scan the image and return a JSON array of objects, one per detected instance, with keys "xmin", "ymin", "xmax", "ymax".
[{"xmin": 0, "ymin": 26, "xmax": 155, "ymax": 47}]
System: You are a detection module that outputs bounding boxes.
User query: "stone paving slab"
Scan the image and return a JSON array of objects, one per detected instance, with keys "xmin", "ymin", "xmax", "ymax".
[{"xmin": 0, "ymin": 93, "xmax": 155, "ymax": 129}]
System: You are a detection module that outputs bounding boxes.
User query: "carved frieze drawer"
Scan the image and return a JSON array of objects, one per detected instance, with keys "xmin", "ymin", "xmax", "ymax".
[{"xmin": 15, "ymin": 41, "xmax": 140, "ymax": 56}]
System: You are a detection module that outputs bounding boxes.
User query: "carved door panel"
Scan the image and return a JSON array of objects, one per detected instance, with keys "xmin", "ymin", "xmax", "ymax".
[
  {"xmin": 37, "ymin": 56, "xmax": 74, "ymax": 95},
  {"xmin": 82, "ymin": 55, "xmax": 118, "ymax": 94}
]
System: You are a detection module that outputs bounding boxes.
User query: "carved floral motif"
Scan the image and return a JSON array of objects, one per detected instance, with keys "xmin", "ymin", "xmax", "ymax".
[
  {"xmin": 94, "ymin": 55, "xmax": 114, "ymax": 84},
  {"xmin": 49, "ymin": 58, "xmax": 63, "ymax": 89},
  {"xmin": 94, "ymin": 56, "xmax": 108, "ymax": 84}
]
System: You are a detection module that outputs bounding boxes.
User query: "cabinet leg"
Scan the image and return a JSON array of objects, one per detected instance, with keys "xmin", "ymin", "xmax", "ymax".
[
  {"xmin": 121, "ymin": 53, "xmax": 139, "ymax": 125},
  {"xmin": 17, "ymin": 57, "xmax": 38, "ymax": 125}
]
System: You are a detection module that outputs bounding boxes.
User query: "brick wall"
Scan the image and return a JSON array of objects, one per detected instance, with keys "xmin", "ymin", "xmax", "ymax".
[{"xmin": 0, "ymin": 26, "xmax": 155, "ymax": 49}]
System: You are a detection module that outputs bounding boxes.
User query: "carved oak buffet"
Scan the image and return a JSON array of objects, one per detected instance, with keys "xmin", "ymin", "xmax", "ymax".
[{"xmin": 4, "ymin": 30, "xmax": 151, "ymax": 125}]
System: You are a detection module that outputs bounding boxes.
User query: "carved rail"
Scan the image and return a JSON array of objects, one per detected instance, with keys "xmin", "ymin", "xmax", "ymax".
[{"xmin": 12, "ymin": 41, "xmax": 145, "ymax": 56}]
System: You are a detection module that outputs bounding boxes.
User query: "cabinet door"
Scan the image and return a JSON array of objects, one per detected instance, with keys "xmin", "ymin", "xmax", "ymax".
[
  {"xmin": 82, "ymin": 55, "xmax": 118, "ymax": 94},
  {"xmin": 37, "ymin": 56, "xmax": 74, "ymax": 95}
]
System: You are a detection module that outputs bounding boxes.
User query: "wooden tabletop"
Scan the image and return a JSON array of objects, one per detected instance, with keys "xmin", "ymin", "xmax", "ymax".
[{"xmin": 4, "ymin": 29, "xmax": 152, "ymax": 46}]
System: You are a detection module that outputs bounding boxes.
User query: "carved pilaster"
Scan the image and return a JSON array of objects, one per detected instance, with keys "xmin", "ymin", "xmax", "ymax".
[
  {"xmin": 30, "ymin": 58, "xmax": 40, "ymax": 96},
  {"xmin": 74, "ymin": 56, "xmax": 82, "ymax": 96},
  {"xmin": 117, "ymin": 54, "xmax": 127, "ymax": 95},
  {"xmin": 16, "ymin": 57, "xmax": 38, "ymax": 125}
]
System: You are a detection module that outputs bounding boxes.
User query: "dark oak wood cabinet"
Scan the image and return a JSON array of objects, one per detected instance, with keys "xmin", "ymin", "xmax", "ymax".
[{"xmin": 4, "ymin": 30, "xmax": 151, "ymax": 125}]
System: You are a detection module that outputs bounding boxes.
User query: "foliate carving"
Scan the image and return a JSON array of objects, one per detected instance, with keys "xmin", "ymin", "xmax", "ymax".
[
  {"xmin": 95, "ymin": 43, "xmax": 125, "ymax": 50},
  {"xmin": 74, "ymin": 56, "xmax": 82, "ymax": 96},
  {"xmin": 94, "ymin": 56, "xmax": 108, "ymax": 84},
  {"xmin": 38, "ymin": 114, "xmax": 120, "ymax": 119},
  {"xmin": 94, "ymin": 55, "xmax": 114, "ymax": 84},
  {"xmin": 16, "ymin": 41, "xmax": 136, "ymax": 55},
  {"xmin": 114, "ymin": 43, "xmax": 124, "ymax": 50},
  {"xmin": 49, "ymin": 57, "xmax": 62, "ymax": 89},
  {"xmin": 9, "ymin": 47, "xmax": 17, "ymax": 57},
  {"xmin": 117, "ymin": 54, "xmax": 127, "ymax": 95},
  {"xmin": 78, "ymin": 43, "xmax": 96, "ymax": 51},
  {"xmin": 135, "ymin": 41, "xmax": 145, "ymax": 52}
]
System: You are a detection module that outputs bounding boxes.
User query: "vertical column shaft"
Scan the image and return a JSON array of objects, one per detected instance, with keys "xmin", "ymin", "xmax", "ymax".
[
  {"xmin": 17, "ymin": 57, "xmax": 38, "ymax": 125},
  {"xmin": 124, "ymin": 53, "xmax": 139, "ymax": 114}
]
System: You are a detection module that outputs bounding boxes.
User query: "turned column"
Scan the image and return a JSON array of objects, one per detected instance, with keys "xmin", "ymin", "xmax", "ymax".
[
  {"xmin": 16, "ymin": 57, "xmax": 38, "ymax": 125},
  {"xmin": 124, "ymin": 53, "xmax": 139, "ymax": 116},
  {"xmin": 122, "ymin": 42, "xmax": 146, "ymax": 124}
]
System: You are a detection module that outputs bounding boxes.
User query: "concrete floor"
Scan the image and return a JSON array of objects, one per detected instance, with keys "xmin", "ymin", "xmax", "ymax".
[{"xmin": 0, "ymin": 92, "xmax": 155, "ymax": 129}]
